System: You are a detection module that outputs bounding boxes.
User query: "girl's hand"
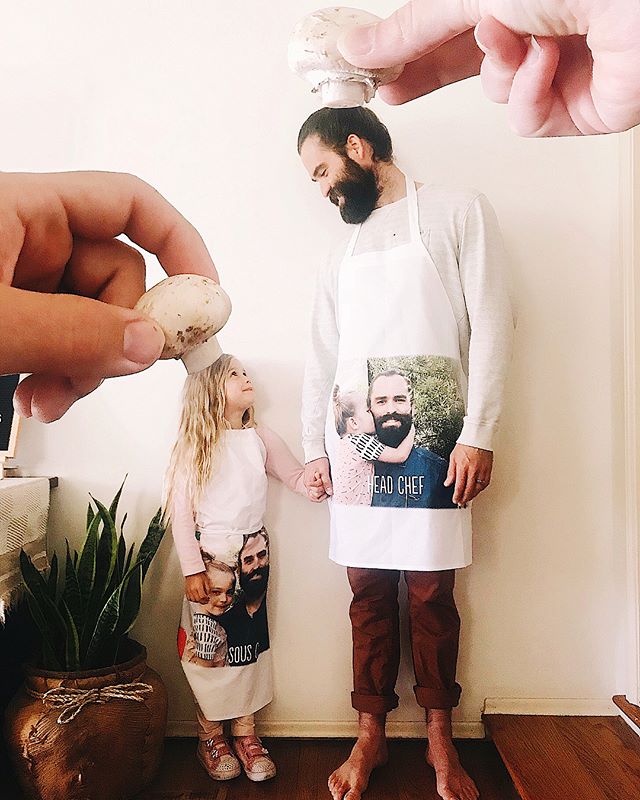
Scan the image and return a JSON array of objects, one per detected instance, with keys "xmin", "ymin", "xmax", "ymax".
[
  {"xmin": 185, "ymin": 571, "xmax": 212, "ymax": 604},
  {"xmin": 304, "ymin": 457, "xmax": 333, "ymax": 498}
]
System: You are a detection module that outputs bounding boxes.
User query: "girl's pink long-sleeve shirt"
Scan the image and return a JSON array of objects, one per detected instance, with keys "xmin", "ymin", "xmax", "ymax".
[{"xmin": 170, "ymin": 425, "xmax": 307, "ymax": 576}]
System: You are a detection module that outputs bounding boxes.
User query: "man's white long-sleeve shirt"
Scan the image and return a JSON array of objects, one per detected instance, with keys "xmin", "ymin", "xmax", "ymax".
[{"xmin": 302, "ymin": 183, "xmax": 515, "ymax": 463}]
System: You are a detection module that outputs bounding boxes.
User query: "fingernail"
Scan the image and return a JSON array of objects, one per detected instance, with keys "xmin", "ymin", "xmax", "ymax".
[
  {"xmin": 123, "ymin": 320, "xmax": 164, "ymax": 366},
  {"xmin": 338, "ymin": 24, "xmax": 375, "ymax": 57},
  {"xmin": 530, "ymin": 35, "xmax": 542, "ymax": 56}
]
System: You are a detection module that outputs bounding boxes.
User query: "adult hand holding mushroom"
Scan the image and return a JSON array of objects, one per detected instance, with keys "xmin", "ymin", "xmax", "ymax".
[
  {"xmin": 289, "ymin": 7, "xmax": 405, "ymax": 108},
  {"xmin": 0, "ymin": 171, "xmax": 218, "ymax": 422},
  {"xmin": 338, "ymin": 0, "xmax": 640, "ymax": 136},
  {"xmin": 134, "ymin": 275, "xmax": 232, "ymax": 374}
]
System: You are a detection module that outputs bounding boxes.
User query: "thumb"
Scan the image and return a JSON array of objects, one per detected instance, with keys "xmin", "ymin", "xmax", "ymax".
[
  {"xmin": 338, "ymin": 0, "xmax": 476, "ymax": 69},
  {"xmin": 444, "ymin": 456, "xmax": 456, "ymax": 487},
  {"xmin": 0, "ymin": 284, "xmax": 164, "ymax": 378}
]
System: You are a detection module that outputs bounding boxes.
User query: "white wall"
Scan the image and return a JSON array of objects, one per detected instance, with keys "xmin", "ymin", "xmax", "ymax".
[{"xmin": 1, "ymin": 1, "xmax": 628, "ymax": 734}]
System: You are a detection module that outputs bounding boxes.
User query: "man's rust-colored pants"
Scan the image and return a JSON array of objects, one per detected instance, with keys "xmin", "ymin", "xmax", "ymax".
[{"xmin": 347, "ymin": 567, "xmax": 462, "ymax": 714}]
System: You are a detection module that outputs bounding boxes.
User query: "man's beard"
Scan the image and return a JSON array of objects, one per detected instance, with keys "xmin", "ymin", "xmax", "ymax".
[
  {"xmin": 374, "ymin": 412, "xmax": 413, "ymax": 448},
  {"xmin": 240, "ymin": 565, "xmax": 270, "ymax": 600},
  {"xmin": 329, "ymin": 158, "xmax": 380, "ymax": 224}
]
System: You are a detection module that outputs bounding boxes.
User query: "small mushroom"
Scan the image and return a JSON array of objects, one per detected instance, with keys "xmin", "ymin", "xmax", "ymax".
[
  {"xmin": 134, "ymin": 274, "xmax": 232, "ymax": 374},
  {"xmin": 288, "ymin": 7, "xmax": 405, "ymax": 108}
]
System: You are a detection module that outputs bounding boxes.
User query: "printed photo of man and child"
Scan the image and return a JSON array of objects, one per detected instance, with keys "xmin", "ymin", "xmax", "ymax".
[
  {"xmin": 177, "ymin": 528, "xmax": 270, "ymax": 670},
  {"xmin": 331, "ymin": 356, "xmax": 465, "ymax": 509}
]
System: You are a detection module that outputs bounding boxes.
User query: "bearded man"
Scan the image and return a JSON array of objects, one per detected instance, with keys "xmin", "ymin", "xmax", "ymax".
[
  {"xmin": 218, "ymin": 530, "xmax": 270, "ymax": 665},
  {"xmin": 298, "ymin": 107, "xmax": 514, "ymax": 800}
]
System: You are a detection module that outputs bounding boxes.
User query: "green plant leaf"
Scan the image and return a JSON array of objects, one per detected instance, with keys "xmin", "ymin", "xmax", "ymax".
[
  {"xmin": 20, "ymin": 549, "xmax": 68, "ymax": 666},
  {"xmin": 116, "ymin": 513, "xmax": 128, "ymax": 577},
  {"xmin": 137, "ymin": 508, "xmax": 166, "ymax": 580},
  {"xmin": 63, "ymin": 541, "xmax": 83, "ymax": 633},
  {"xmin": 124, "ymin": 542, "xmax": 135, "ymax": 575},
  {"xmin": 92, "ymin": 496, "xmax": 118, "ymax": 599},
  {"xmin": 77, "ymin": 512, "xmax": 101, "ymax": 605},
  {"xmin": 115, "ymin": 532, "xmax": 126, "ymax": 582},
  {"xmin": 109, "ymin": 476, "xmax": 127, "ymax": 521},
  {"xmin": 59, "ymin": 596, "xmax": 80, "ymax": 671},
  {"xmin": 25, "ymin": 593, "xmax": 61, "ymax": 671},
  {"xmin": 86, "ymin": 501, "xmax": 95, "ymax": 531},
  {"xmin": 80, "ymin": 498, "xmax": 119, "ymax": 660},
  {"xmin": 104, "ymin": 532, "xmax": 126, "ymax": 610},
  {"xmin": 84, "ymin": 560, "xmax": 142, "ymax": 668},
  {"xmin": 46, "ymin": 553, "xmax": 58, "ymax": 601},
  {"xmin": 114, "ymin": 560, "xmax": 143, "ymax": 640}
]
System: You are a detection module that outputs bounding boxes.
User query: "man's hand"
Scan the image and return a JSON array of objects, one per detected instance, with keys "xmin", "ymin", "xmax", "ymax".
[
  {"xmin": 306, "ymin": 469, "xmax": 329, "ymax": 502},
  {"xmin": 185, "ymin": 571, "xmax": 212, "ymax": 604},
  {"xmin": 1, "ymin": 171, "xmax": 218, "ymax": 422},
  {"xmin": 445, "ymin": 443, "xmax": 493, "ymax": 506},
  {"xmin": 304, "ymin": 457, "xmax": 333, "ymax": 501},
  {"xmin": 339, "ymin": 0, "xmax": 640, "ymax": 136}
]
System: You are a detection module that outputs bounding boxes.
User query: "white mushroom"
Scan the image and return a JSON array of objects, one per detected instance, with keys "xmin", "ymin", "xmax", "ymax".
[
  {"xmin": 288, "ymin": 7, "xmax": 405, "ymax": 108},
  {"xmin": 134, "ymin": 274, "xmax": 232, "ymax": 374}
]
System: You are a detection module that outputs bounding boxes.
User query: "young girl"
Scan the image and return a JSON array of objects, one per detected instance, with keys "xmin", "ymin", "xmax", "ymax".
[
  {"xmin": 332, "ymin": 384, "xmax": 415, "ymax": 505},
  {"xmin": 165, "ymin": 354, "xmax": 318, "ymax": 783}
]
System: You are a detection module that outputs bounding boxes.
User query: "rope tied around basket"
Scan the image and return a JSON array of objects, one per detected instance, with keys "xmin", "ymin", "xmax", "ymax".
[{"xmin": 29, "ymin": 682, "xmax": 153, "ymax": 724}]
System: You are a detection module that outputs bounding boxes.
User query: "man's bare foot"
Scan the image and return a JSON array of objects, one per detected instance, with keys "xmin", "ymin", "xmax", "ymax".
[
  {"xmin": 426, "ymin": 709, "xmax": 479, "ymax": 800},
  {"xmin": 328, "ymin": 713, "xmax": 388, "ymax": 800}
]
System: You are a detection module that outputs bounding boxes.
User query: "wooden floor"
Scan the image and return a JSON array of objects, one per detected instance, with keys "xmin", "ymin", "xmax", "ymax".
[
  {"xmin": 484, "ymin": 714, "xmax": 640, "ymax": 800},
  {"xmin": 5, "ymin": 738, "xmax": 518, "ymax": 800},
  {"xmin": 137, "ymin": 738, "xmax": 519, "ymax": 800}
]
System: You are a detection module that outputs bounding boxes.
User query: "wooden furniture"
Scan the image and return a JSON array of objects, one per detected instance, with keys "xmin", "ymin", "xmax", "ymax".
[
  {"xmin": 484, "ymin": 713, "xmax": 640, "ymax": 799},
  {"xmin": 0, "ymin": 477, "xmax": 56, "ymax": 621}
]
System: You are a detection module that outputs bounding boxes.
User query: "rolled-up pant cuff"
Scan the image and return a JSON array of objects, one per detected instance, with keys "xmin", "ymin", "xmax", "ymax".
[
  {"xmin": 414, "ymin": 683, "xmax": 462, "ymax": 710},
  {"xmin": 351, "ymin": 691, "xmax": 399, "ymax": 714}
]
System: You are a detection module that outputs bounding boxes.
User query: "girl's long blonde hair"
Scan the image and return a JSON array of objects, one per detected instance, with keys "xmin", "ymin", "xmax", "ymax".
[{"xmin": 163, "ymin": 354, "xmax": 255, "ymax": 521}]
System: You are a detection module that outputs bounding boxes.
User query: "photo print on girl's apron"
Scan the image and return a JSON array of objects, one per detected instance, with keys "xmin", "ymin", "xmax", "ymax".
[
  {"xmin": 330, "ymin": 356, "xmax": 465, "ymax": 509},
  {"xmin": 178, "ymin": 527, "xmax": 270, "ymax": 670}
]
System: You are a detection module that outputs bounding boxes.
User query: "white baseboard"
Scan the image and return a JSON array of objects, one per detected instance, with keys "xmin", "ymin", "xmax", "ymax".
[
  {"xmin": 167, "ymin": 719, "xmax": 486, "ymax": 739},
  {"xmin": 168, "ymin": 699, "xmax": 619, "ymax": 740},
  {"xmin": 482, "ymin": 697, "xmax": 617, "ymax": 716}
]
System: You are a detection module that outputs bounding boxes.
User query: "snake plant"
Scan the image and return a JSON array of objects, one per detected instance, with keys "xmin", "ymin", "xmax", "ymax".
[{"xmin": 20, "ymin": 480, "xmax": 165, "ymax": 671}]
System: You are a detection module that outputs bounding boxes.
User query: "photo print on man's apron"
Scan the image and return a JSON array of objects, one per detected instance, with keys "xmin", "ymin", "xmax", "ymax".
[
  {"xmin": 330, "ymin": 356, "xmax": 464, "ymax": 509},
  {"xmin": 178, "ymin": 527, "xmax": 270, "ymax": 670}
]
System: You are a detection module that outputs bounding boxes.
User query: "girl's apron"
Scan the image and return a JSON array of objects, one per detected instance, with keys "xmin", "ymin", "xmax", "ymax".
[
  {"xmin": 325, "ymin": 175, "xmax": 472, "ymax": 571},
  {"xmin": 177, "ymin": 429, "xmax": 273, "ymax": 721}
]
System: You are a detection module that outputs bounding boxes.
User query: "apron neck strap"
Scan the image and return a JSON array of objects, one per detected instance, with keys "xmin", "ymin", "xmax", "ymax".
[
  {"xmin": 405, "ymin": 174, "xmax": 421, "ymax": 242},
  {"xmin": 345, "ymin": 223, "xmax": 360, "ymax": 258}
]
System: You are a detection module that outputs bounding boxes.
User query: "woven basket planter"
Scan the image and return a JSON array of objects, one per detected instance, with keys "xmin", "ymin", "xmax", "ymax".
[{"xmin": 4, "ymin": 640, "xmax": 167, "ymax": 800}]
